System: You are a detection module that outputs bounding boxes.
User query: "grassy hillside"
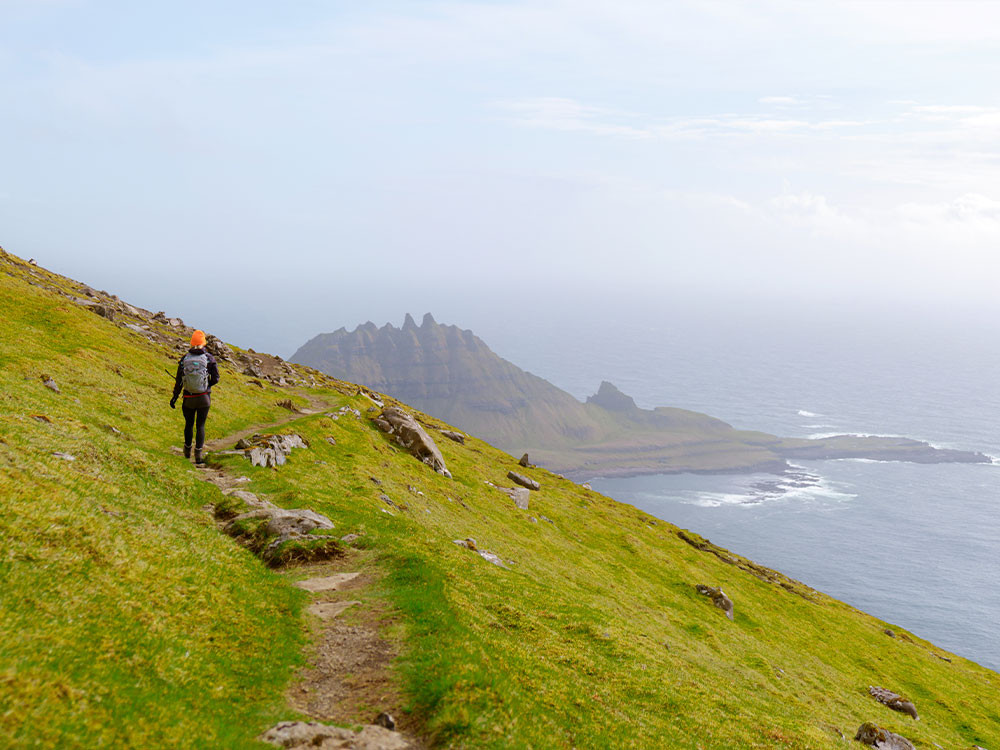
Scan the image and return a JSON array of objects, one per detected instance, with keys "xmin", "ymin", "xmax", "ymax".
[{"xmin": 3, "ymin": 251, "xmax": 1000, "ymax": 749}]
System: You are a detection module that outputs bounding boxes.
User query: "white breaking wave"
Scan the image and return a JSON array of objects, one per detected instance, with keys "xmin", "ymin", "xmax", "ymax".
[
  {"xmin": 797, "ymin": 409, "xmax": 821, "ymax": 417},
  {"xmin": 681, "ymin": 466, "xmax": 856, "ymax": 508}
]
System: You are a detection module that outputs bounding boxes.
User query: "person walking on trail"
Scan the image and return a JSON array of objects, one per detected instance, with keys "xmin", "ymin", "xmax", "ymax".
[{"xmin": 170, "ymin": 330, "xmax": 220, "ymax": 464}]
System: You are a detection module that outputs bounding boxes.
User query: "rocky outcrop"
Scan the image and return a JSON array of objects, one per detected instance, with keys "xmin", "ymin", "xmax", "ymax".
[
  {"xmin": 853, "ymin": 722, "xmax": 914, "ymax": 749},
  {"xmin": 868, "ymin": 686, "xmax": 919, "ymax": 719},
  {"xmin": 695, "ymin": 584, "xmax": 734, "ymax": 620},
  {"xmin": 236, "ymin": 433, "xmax": 308, "ymax": 468},
  {"xmin": 439, "ymin": 429, "xmax": 465, "ymax": 444},
  {"xmin": 373, "ymin": 407, "xmax": 451, "ymax": 477},
  {"xmin": 224, "ymin": 507, "xmax": 339, "ymax": 566}
]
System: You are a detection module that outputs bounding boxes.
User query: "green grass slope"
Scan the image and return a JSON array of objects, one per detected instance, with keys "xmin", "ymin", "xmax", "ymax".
[{"xmin": 3, "ymin": 251, "xmax": 1000, "ymax": 749}]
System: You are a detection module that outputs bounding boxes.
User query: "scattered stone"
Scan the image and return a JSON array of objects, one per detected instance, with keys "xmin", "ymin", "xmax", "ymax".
[
  {"xmin": 223, "ymin": 489, "xmax": 276, "ymax": 510},
  {"xmin": 30, "ymin": 414, "xmax": 52, "ymax": 424},
  {"xmin": 326, "ymin": 436, "xmax": 337, "ymax": 446},
  {"xmin": 519, "ymin": 453, "xmax": 530, "ymax": 467},
  {"xmin": 540, "ymin": 515, "xmax": 554, "ymax": 524},
  {"xmin": 374, "ymin": 407, "xmax": 451, "ymax": 477},
  {"xmin": 152, "ymin": 311, "xmax": 168, "ymax": 322},
  {"xmin": 934, "ymin": 653, "xmax": 952, "ymax": 663},
  {"xmin": 259, "ymin": 721, "xmax": 409, "ymax": 749},
  {"xmin": 108, "ymin": 425, "xmax": 122, "ymax": 435},
  {"xmin": 205, "ymin": 335, "xmax": 233, "ymax": 362},
  {"xmin": 509, "ymin": 487, "xmax": 530, "ymax": 509},
  {"xmin": 380, "ymin": 494, "xmax": 396, "ymax": 508},
  {"xmin": 529, "ymin": 516, "xmax": 538, "ymax": 523},
  {"xmin": 582, "ymin": 482, "xmax": 592, "ymax": 490},
  {"xmin": 369, "ymin": 476, "xmax": 383, "ymax": 486},
  {"xmin": 236, "ymin": 433, "xmax": 308, "ymax": 468},
  {"xmin": 853, "ymin": 722, "xmax": 915, "ymax": 749},
  {"xmin": 868, "ymin": 686, "xmax": 919, "ymax": 719},
  {"xmin": 883, "ymin": 629, "xmax": 895, "ymax": 638},
  {"xmin": 52, "ymin": 452, "xmax": 75, "ymax": 461},
  {"xmin": 695, "ymin": 584, "xmax": 734, "ymax": 620},
  {"xmin": 41, "ymin": 375, "xmax": 60, "ymax": 393},
  {"xmin": 507, "ymin": 471, "xmax": 539, "ymax": 491},
  {"xmin": 374, "ymin": 713, "xmax": 396, "ymax": 731},
  {"xmin": 341, "ymin": 533, "xmax": 361, "ymax": 544},
  {"xmin": 243, "ymin": 363, "xmax": 265, "ymax": 378},
  {"xmin": 276, "ymin": 399, "xmax": 298, "ymax": 411},
  {"xmin": 440, "ymin": 430, "xmax": 465, "ymax": 444},
  {"xmin": 453, "ymin": 538, "xmax": 509, "ymax": 569}
]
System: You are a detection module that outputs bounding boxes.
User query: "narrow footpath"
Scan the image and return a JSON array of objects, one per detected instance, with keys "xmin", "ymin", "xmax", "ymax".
[{"xmin": 193, "ymin": 397, "xmax": 423, "ymax": 750}]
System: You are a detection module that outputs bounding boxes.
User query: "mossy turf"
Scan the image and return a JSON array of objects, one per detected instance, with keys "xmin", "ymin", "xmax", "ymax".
[{"xmin": 3, "ymin": 253, "xmax": 1000, "ymax": 749}]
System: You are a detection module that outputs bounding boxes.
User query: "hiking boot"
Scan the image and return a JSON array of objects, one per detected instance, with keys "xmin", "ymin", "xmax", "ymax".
[
  {"xmin": 194, "ymin": 449, "xmax": 204, "ymax": 465},
  {"xmin": 183, "ymin": 444, "xmax": 192, "ymax": 459}
]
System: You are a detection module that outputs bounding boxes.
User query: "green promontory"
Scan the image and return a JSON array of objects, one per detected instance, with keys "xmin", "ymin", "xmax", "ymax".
[
  {"xmin": 3, "ymin": 251, "xmax": 999, "ymax": 749},
  {"xmin": 292, "ymin": 315, "xmax": 989, "ymax": 478}
]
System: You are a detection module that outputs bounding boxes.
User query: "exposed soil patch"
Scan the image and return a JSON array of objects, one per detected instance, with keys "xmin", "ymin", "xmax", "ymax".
[{"xmin": 288, "ymin": 562, "xmax": 424, "ymax": 746}]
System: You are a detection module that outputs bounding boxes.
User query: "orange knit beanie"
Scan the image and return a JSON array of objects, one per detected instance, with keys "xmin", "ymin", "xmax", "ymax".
[{"xmin": 190, "ymin": 330, "xmax": 207, "ymax": 348}]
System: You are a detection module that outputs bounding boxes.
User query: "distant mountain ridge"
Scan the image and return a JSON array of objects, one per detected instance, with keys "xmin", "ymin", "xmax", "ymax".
[{"xmin": 292, "ymin": 314, "xmax": 990, "ymax": 478}]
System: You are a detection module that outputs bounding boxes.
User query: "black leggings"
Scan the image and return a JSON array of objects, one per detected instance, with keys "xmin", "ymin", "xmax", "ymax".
[{"xmin": 183, "ymin": 405, "xmax": 210, "ymax": 449}]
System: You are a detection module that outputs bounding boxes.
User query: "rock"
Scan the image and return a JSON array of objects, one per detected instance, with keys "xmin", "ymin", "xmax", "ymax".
[
  {"xmin": 259, "ymin": 720, "xmax": 410, "ymax": 749},
  {"xmin": 205, "ymin": 335, "xmax": 233, "ymax": 361},
  {"xmin": 243, "ymin": 363, "xmax": 265, "ymax": 378},
  {"xmin": 41, "ymin": 375, "xmax": 60, "ymax": 393},
  {"xmin": 296, "ymin": 572, "xmax": 360, "ymax": 592},
  {"xmin": 225, "ymin": 507, "xmax": 337, "ymax": 565},
  {"xmin": 237, "ymin": 433, "xmax": 308, "ymax": 468},
  {"xmin": 31, "ymin": 414, "xmax": 52, "ymax": 424},
  {"xmin": 853, "ymin": 722, "xmax": 915, "ymax": 749},
  {"xmin": 695, "ymin": 584, "xmax": 734, "ymax": 620},
  {"xmin": 374, "ymin": 407, "xmax": 451, "ymax": 477},
  {"xmin": 276, "ymin": 399, "xmax": 298, "ymax": 411},
  {"xmin": 374, "ymin": 713, "xmax": 395, "ymax": 731},
  {"xmin": 883, "ymin": 629, "xmax": 895, "ymax": 638},
  {"xmin": 507, "ymin": 471, "xmax": 539, "ymax": 491},
  {"xmin": 341, "ymin": 533, "xmax": 361, "ymax": 544},
  {"xmin": 582, "ymin": 483, "xmax": 592, "ymax": 490},
  {"xmin": 868, "ymin": 686, "xmax": 919, "ymax": 719},
  {"xmin": 52, "ymin": 452, "xmax": 75, "ymax": 461},
  {"xmin": 326, "ymin": 436, "xmax": 337, "ymax": 446},
  {"xmin": 453, "ymin": 538, "xmax": 509, "ymax": 569},
  {"xmin": 519, "ymin": 453, "xmax": 530, "ymax": 467},
  {"xmin": 440, "ymin": 430, "xmax": 465, "ymax": 444}
]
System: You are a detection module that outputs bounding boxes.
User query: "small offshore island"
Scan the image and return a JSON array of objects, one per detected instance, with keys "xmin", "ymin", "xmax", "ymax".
[{"xmin": 292, "ymin": 316, "xmax": 990, "ymax": 480}]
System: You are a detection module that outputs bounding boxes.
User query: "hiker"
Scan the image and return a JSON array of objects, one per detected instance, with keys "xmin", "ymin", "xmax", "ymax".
[{"xmin": 170, "ymin": 330, "xmax": 220, "ymax": 463}]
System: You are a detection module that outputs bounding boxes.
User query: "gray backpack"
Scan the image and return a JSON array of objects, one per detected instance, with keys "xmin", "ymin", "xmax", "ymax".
[{"xmin": 181, "ymin": 353, "xmax": 209, "ymax": 393}]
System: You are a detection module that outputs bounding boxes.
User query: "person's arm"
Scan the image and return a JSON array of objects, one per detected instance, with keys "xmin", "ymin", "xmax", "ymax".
[{"xmin": 170, "ymin": 359, "xmax": 184, "ymax": 407}]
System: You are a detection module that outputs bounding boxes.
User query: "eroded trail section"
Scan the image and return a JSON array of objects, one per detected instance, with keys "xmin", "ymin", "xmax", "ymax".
[{"xmin": 194, "ymin": 409, "xmax": 421, "ymax": 750}]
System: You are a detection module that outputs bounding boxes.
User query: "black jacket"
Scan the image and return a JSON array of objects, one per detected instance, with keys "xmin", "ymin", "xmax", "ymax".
[{"xmin": 172, "ymin": 348, "xmax": 220, "ymax": 406}]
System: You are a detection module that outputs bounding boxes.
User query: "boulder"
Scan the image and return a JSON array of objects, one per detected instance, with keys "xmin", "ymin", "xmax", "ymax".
[
  {"xmin": 40, "ymin": 375, "xmax": 60, "ymax": 393},
  {"xmin": 225, "ymin": 507, "xmax": 337, "ymax": 566},
  {"xmin": 519, "ymin": 453, "xmax": 530, "ymax": 467},
  {"xmin": 453, "ymin": 538, "xmax": 509, "ymax": 569},
  {"xmin": 507, "ymin": 471, "xmax": 539, "ymax": 491},
  {"xmin": 868, "ymin": 686, "xmax": 919, "ymax": 720},
  {"xmin": 695, "ymin": 584, "xmax": 734, "ymax": 620},
  {"xmin": 853, "ymin": 722, "xmax": 915, "ymax": 749},
  {"xmin": 440, "ymin": 430, "xmax": 465, "ymax": 444},
  {"xmin": 205, "ymin": 335, "xmax": 234, "ymax": 362},
  {"xmin": 374, "ymin": 407, "xmax": 451, "ymax": 477},
  {"xmin": 374, "ymin": 713, "xmax": 395, "ymax": 731}
]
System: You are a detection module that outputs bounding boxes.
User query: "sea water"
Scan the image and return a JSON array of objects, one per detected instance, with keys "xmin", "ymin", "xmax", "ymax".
[{"xmin": 474, "ymin": 299, "xmax": 1000, "ymax": 672}]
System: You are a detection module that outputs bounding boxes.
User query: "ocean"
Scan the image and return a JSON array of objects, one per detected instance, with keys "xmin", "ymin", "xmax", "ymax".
[{"xmin": 473, "ymin": 299, "xmax": 1000, "ymax": 672}]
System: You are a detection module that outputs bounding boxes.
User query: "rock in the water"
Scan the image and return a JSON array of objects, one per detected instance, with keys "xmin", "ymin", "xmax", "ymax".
[
  {"xmin": 374, "ymin": 712, "xmax": 395, "ymax": 731},
  {"xmin": 507, "ymin": 471, "xmax": 539, "ymax": 491},
  {"xmin": 439, "ymin": 429, "xmax": 465, "ymax": 444},
  {"xmin": 854, "ymin": 722, "xmax": 915, "ymax": 749},
  {"xmin": 236, "ymin": 433, "xmax": 308, "ymax": 468},
  {"xmin": 519, "ymin": 453, "xmax": 530, "ymax": 467},
  {"xmin": 695, "ymin": 584, "xmax": 734, "ymax": 620},
  {"xmin": 868, "ymin": 686, "xmax": 919, "ymax": 719},
  {"xmin": 374, "ymin": 407, "xmax": 451, "ymax": 477}
]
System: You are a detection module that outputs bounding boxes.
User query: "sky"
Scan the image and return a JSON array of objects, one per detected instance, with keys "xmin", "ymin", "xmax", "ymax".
[{"xmin": 3, "ymin": 0, "xmax": 1000, "ymax": 357}]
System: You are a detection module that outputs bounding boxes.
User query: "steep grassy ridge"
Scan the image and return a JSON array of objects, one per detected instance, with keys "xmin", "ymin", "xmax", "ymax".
[{"xmin": 4, "ymin": 252, "xmax": 1000, "ymax": 749}]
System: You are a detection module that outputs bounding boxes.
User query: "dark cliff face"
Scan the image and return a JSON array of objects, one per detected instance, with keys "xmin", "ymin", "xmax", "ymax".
[{"xmin": 291, "ymin": 314, "xmax": 604, "ymax": 449}]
